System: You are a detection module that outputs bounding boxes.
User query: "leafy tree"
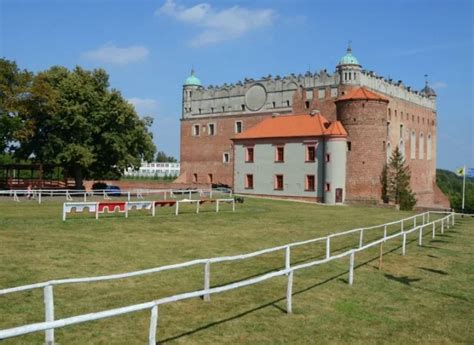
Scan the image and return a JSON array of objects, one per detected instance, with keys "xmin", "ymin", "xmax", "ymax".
[
  {"xmin": 0, "ymin": 58, "xmax": 32, "ymax": 152},
  {"xmin": 437, "ymin": 169, "xmax": 474, "ymax": 213},
  {"xmin": 155, "ymin": 150, "xmax": 177, "ymax": 162},
  {"xmin": 15, "ymin": 66, "xmax": 156, "ymax": 188},
  {"xmin": 383, "ymin": 147, "xmax": 417, "ymax": 210}
]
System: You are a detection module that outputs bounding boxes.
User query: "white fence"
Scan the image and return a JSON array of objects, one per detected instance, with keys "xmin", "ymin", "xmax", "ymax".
[
  {"xmin": 0, "ymin": 188, "xmax": 233, "ymax": 204},
  {"xmin": 0, "ymin": 211, "xmax": 457, "ymax": 344}
]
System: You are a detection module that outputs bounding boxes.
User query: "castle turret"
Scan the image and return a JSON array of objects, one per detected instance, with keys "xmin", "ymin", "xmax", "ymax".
[
  {"xmin": 335, "ymin": 87, "xmax": 389, "ymax": 203},
  {"xmin": 337, "ymin": 44, "xmax": 362, "ymax": 86},
  {"xmin": 182, "ymin": 69, "xmax": 203, "ymax": 118},
  {"xmin": 324, "ymin": 122, "xmax": 348, "ymax": 204}
]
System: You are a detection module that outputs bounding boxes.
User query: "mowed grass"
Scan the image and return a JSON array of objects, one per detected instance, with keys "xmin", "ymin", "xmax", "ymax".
[{"xmin": 0, "ymin": 197, "xmax": 473, "ymax": 344}]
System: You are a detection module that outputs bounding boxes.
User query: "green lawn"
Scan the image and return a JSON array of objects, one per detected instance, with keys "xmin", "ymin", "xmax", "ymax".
[{"xmin": 0, "ymin": 198, "xmax": 473, "ymax": 344}]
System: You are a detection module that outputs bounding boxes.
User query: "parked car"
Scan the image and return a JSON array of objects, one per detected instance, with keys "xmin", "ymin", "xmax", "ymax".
[{"xmin": 105, "ymin": 185, "xmax": 121, "ymax": 197}]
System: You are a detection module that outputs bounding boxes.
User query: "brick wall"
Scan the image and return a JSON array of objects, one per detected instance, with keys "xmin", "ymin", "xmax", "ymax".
[{"xmin": 336, "ymin": 98, "xmax": 388, "ymax": 202}]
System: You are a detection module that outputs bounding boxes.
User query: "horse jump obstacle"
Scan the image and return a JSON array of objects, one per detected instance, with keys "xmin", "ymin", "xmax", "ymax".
[{"xmin": 62, "ymin": 198, "xmax": 236, "ymax": 221}]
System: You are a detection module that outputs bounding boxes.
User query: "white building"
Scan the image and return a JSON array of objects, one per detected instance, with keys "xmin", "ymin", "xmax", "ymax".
[{"xmin": 124, "ymin": 162, "xmax": 180, "ymax": 178}]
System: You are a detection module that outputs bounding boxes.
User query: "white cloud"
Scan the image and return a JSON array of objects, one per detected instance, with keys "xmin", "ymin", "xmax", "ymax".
[
  {"xmin": 82, "ymin": 43, "xmax": 149, "ymax": 65},
  {"xmin": 156, "ymin": 0, "xmax": 276, "ymax": 47},
  {"xmin": 128, "ymin": 98, "xmax": 158, "ymax": 116},
  {"xmin": 432, "ymin": 81, "xmax": 448, "ymax": 90}
]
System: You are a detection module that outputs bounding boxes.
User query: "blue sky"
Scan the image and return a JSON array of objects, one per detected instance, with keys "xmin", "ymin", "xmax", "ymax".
[{"xmin": 1, "ymin": 0, "xmax": 472, "ymax": 170}]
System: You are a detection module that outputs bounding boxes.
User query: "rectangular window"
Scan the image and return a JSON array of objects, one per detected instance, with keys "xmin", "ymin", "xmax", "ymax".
[
  {"xmin": 193, "ymin": 173, "xmax": 198, "ymax": 183},
  {"xmin": 306, "ymin": 145, "xmax": 316, "ymax": 162},
  {"xmin": 275, "ymin": 146, "xmax": 284, "ymax": 162},
  {"xmin": 325, "ymin": 183, "xmax": 331, "ymax": 192},
  {"xmin": 245, "ymin": 147, "xmax": 254, "ymax": 162},
  {"xmin": 325, "ymin": 153, "xmax": 331, "ymax": 162},
  {"xmin": 305, "ymin": 101, "xmax": 310, "ymax": 109},
  {"xmin": 241, "ymin": 104, "xmax": 245, "ymax": 111},
  {"xmin": 318, "ymin": 89, "xmax": 325, "ymax": 99},
  {"xmin": 274, "ymin": 175, "xmax": 284, "ymax": 190},
  {"xmin": 223, "ymin": 152, "xmax": 230, "ymax": 163},
  {"xmin": 286, "ymin": 100, "xmax": 290, "ymax": 107},
  {"xmin": 208, "ymin": 123, "xmax": 215, "ymax": 135},
  {"xmin": 306, "ymin": 175, "xmax": 315, "ymax": 191},
  {"xmin": 235, "ymin": 121, "xmax": 243, "ymax": 134},
  {"xmin": 193, "ymin": 124, "xmax": 200, "ymax": 136},
  {"xmin": 245, "ymin": 174, "xmax": 254, "ymax": 189},
  {"xmin": 347, "ymin": 142, "xmax": 352, "ymax": 151}
]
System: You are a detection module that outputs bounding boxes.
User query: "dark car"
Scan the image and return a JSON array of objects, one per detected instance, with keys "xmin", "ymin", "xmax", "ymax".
[{"xmin": 105, "ymin": 185, "xmax": 121, "ymax": 197}]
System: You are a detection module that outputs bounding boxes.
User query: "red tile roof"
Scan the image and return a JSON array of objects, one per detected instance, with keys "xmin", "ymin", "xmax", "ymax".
[
  {"xmin": 336, "ymin": 87, "xmax": 389, "ymax": 102},
  {"xmin": 232, "ymin": 114, "xmax": 347, "ymax": 140}
]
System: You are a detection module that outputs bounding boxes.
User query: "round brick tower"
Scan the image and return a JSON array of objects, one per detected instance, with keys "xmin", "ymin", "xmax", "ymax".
[{"xmin": 335, "ymin": 87, "xmax": 389, "ymax": 203}]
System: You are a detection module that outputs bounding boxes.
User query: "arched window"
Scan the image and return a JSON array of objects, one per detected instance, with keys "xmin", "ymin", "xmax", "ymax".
[
  {"xmin": 400, "ymin": 123, "xmax": 404, "ymax": 139},
  {"xmin": 410, "ymin": 130, "xmax": 416, "ymax": 159},
  {"xmin": 387, "ymin": 121, "xmax": 391, "ymax": 137},
  {"xmin": 386, "ymin": 142, "xmax": 392, "ymax": 163},
  {"xmin": 427, "ymin": 133, "xmax": 432, "ymax": 160},
  {"xmin": 419, "ymin": 132, "xmax": 424, "ymax": 159},
  {"xmin": 399, "ymin": 140, "xmax": 405, "ymax": 160}
]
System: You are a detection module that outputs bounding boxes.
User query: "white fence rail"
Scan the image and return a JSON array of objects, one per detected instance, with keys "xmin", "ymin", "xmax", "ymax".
[
  {"xmin": 0, "ymin": 211, "xmax": 457, "ymax": 344},
  {"xmin": 0, "ymin": 188, "xmax": 233, "ymax": 204}
]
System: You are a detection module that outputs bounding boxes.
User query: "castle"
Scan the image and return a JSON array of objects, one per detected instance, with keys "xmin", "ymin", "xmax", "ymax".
[{"xmin": 177, "ymin": 46, "xmax": 449, "ymax": 207}]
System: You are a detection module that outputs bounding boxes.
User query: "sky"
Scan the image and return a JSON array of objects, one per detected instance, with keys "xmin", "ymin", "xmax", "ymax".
[{"xmin": 1, "ymin": 0, "xmax": 473, "ymax": 170}]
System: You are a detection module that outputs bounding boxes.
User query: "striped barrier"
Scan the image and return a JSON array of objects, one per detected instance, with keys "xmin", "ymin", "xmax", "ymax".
[{"xmin": 62, "ymin": 198, "xmax": 236, "ymax": 221}]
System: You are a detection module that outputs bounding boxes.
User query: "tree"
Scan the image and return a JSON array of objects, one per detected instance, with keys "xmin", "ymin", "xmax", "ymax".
[
  {"xmin": 386, "ymin": 147, "xmax": 417, "ymax": 210},
  {"xmin": 380, "ymin": 163, "xmax": 389, "ymax": 203},
  {"xmin": 15, "ymin": 66, "xmax": 156, "ymax": 188},
  {"xmin": 155, "ymin": 150, "xmax": 177, "ymax": 162},
  {"xmin": 0, "ymin": 58, "xmax": 31, "ymax": 152}
]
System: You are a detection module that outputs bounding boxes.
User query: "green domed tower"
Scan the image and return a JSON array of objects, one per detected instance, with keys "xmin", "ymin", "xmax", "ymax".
[
  {"xmin": 337, "ymin": 43, "xmax": 362, "ymax": 86},
  {"xmin": 182, "ymin": 69, "xmax": 203, "ymax": 118}
]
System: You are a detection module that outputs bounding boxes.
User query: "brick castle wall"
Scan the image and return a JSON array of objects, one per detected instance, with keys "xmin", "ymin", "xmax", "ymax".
[{"xmin": 336, "ymin": 98, "xmax": 388, "ymax": 202}]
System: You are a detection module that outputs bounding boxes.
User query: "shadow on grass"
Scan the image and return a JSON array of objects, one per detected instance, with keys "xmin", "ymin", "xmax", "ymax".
[
  {"xmin": 418, "ymin": 267, "xmax": 448, "ymax": 275},
  {"xmin": 159, "ymin": 241, "xmax": 416, "ymax": 344}
]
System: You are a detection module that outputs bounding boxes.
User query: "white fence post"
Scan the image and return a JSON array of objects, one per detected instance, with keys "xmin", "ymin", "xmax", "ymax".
[
  {"xmin": 427, "ymin": 212, "xmax": 430, "ymax": 223},
  {"xmin": 152, "ymin": 202, "xmax": 156, "ymax": 217},
  {"xmin": 216, "ymin": 200, "xmax": 220, "ymax": 213},
  {"xmin": 441, "ymin": 219, "xmax": 444, "ymax": 234},
  {"xmin": 83, "ymin": 192, "xmax": 86, "ymax": 202},
  {"xmin": 128, "ymin": 192, "xmax": 131, "ymax": 202},
  {"xmin": 286, "ymin": 270, "xmax": 293, "ymax": 314},
  {"xmin": 418, "ymin": 226, "xmax": 423, "ymax": 246},
  {"xmin": 401, "ymin": 220, "xmax": 404, "ymax": 232},
  {"xmin": 451, "ymin": 212, "xmax": 455, "ymax": 226},
  {"xmin": 196, "ymin": 201, "xmax": 200, "ymax": 214},
  {"xmin": 402, "ymin": 232, "xmax": 407, "ymax": 256},
  {"xmin": 348, "ymin": 251, "xmax": 355, "ymax": 286},
  {"xmin": 285, "ymin": 246, "xmax": 291, "ymax": 271},
  {"xmin": 414, "ymin": 216, "xmax": 417, "ymax": 228},
  {"xmin": 204, "ymin": 261, "xmax": 211, "ymax": 302},
  {"xmin": 232, "ymin": 199, "xmax": 235, "ymax": 212},
  {"xmin": 175, "ymin": 201, "xmax": 179, "ymax": 216},
  {"xmin": 44, "ymin": 285, "xmax": 55, "ymax": 345},
  {"xmin": 148, "ymin": 305, "xmax": 158, "ymax": 345},
  {"xmin": 189, "ymin": 190, "xmax": 192, "ymax": 199},
  {"xmin": 383, "ymin": 225, "xmax": 387, "ymax": 239},
  {"xmin": 446, "ymin": 216, "xmax": 450, "ymax": 229},
  {"xmin": 422, "ymin": 213, "xmax": 425, "ymax": 225},
  {"xmin": 326, "ymin": 236, "xmax": 331, "ymax": 259},
  {"xmin": 62, "ymin": 204, "xmax": 67, "ymax": 221},
  {"xmin": 39, "ymin": 191, "xmax": 42, "ymax": 204},
  {"xmin": 358, "ymin": 229, "xmax": 364, "ymax": 248},
  {"xmin": 432, "ymin": 222, "xmax": 436, "ymax": 239}
]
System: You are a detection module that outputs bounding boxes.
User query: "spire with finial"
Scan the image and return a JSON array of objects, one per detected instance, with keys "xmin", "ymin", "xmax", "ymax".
[
  {"xmin": 184, "ymin": 66, "xmax": 202, "ymax": 86},
  {"xmin": 421, "ymin": 74, "xmax": 436, "ymax": 97}
]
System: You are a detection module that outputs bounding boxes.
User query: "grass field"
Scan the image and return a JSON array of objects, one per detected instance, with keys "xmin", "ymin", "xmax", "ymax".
[{"xmin": 0, "ymin": 197, "xmax": 473, "ymax": 344}]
